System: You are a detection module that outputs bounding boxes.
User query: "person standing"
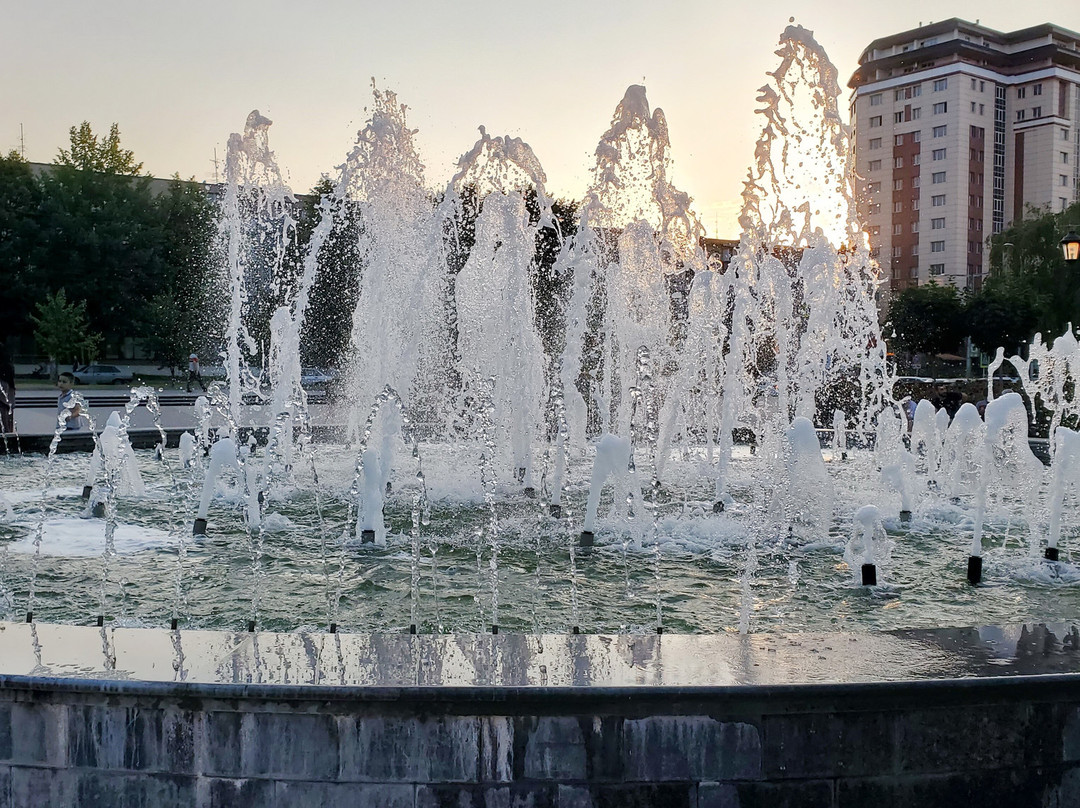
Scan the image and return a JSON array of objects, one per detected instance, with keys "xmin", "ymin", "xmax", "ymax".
[
  {"xmin": 56, "ymin": 372, "xmax": 87, "ymax": 431},
  {"xmin": 0, "ymin": 343, "xmax": 15, "ymax": 433},
  {"xmin": 187, "ymin": 353, "xmax": 206, "ymax": 393}
]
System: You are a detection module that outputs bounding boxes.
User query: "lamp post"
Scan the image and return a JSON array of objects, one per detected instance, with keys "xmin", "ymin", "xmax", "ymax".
[{"xmin": 1062, "ymin": 229, "xmax": 1080, "ymax": 264}]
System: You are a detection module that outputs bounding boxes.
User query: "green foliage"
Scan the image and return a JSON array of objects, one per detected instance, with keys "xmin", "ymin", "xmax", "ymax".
[
  {"xmin": 0, "ymin": 152, "xmax": 45, "ymax": 336},
  {"xmin": 297, "ymin": 177, "xmax": 365, "ymax": 370},
  {"xmin": 145, "ymin": 176, "xmax": 222, "ymax": 370},
  {"xmin": 0, "ymin": 123, "xmax": 222, "ymax": 371},
  {"xmin": 56, "ymin": 122, "xmax": 143, "ymax": 175},
  {"xmin": 35, "ymin": 154, "xmax": 165, "ymax": 341},
  {"xmin": 885, "ymin": 282, "xmax": 966, "ymax": 357},
  {"xmin": 987, "ymin": 200, "xmax": 1080, "ymax": 340},
  {"xmin": 964, "ymin": 277, "xmax": 1039, "ymax": 356},
  {"xmin": 30, "ymin": 289, "xmax": 101, "ymax": 372}
]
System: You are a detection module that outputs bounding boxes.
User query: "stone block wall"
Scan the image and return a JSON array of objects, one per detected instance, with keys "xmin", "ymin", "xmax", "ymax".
[{"xmin": 1, "ymin": 676, "xmax": 1079, "ymax": 806}]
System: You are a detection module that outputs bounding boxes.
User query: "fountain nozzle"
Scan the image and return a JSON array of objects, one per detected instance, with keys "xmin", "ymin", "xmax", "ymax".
[
  {"xmin": 967, "ymin": 555, "xmax": 983, "ymax": 585},
  {"xmin": 1045, "ymin": 547, "xmax": 1060, "ymax": 562}
]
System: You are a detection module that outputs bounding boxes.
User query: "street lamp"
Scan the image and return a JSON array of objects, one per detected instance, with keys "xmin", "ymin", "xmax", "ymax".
[{"xmin": 1062, "ymin": 229, "xmax": 1080, "ymax": 264}]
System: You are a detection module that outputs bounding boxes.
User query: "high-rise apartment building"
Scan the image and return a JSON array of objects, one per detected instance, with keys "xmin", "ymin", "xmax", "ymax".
[{"xmin": 849, "ymin": 20, "xmax": 1080, "ymax": 292}]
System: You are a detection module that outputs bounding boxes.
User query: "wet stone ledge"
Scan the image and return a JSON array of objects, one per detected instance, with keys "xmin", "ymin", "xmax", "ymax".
[
  {"xmin": 2, "ymin": 622, "xmax": 1080, "ymax": 806},
  {"xmin": 2, "ymin": 679, "xmax": 1080, "ymax": 806}
]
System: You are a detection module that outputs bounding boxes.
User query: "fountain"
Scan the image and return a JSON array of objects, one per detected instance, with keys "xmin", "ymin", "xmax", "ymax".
[{"xmin": 2, "ymin": 22, "xmax": 1080, "ymax": 805}]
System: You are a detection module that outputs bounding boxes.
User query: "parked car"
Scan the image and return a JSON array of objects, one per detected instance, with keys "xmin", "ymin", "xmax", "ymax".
[
  {"xmin": 300, "ymin": 367, "xmax": 339, "ymax": 388},
  {"xmin": 73, "ymin": 364, "xmax": 134, "ymax": 385}
]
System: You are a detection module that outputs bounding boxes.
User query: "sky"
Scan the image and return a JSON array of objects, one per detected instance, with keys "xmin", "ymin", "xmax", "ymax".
[{"xmin": 3, "ymin": 1, "xmax": 1080, "ymax": 239}]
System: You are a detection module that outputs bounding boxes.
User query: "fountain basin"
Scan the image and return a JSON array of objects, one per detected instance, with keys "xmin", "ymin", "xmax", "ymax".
[
  {"xmin": 1, "ymin": 442, "xmax": 1077, "ymax": 635},
  {"xmin": 1, "ymin": 621, "xmax": 1080, "ymax": 806}
]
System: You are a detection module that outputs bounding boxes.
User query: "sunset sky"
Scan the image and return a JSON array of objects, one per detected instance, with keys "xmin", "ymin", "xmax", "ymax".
[{"xmin": 3, "ymin": 0, "xmax": 1079, "ymax": 238}]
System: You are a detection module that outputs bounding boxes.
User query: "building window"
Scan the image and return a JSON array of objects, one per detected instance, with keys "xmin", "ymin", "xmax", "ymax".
[
  {"xmin": 913, "ymin": 154, "xmax": 921, "ymax": 165},
  {"xmin": 933, "ymin": 125, "xmax": 947, "ymax": 138},
  {"xmin": 870, "ymin": 116, "xmax": 882, "ymax": 128},
  {"xmin": 931, "ymin": 241, "xmax": 945, "ymax": 252},
  {"xmin": 893, "ymin": 246, "xmax": 903, "ymax": 257},
  {"xmin": 1017, "ymin": 87, "xmax": 1026, "ymax": 99},
  {"xmin": 869, "ymin": 159, "xmax": 882, "ymax": 171},
  {"xmin": 869, "ymin": 203, "xmax": 881, "ymax": 214},
  {"xmin": 911, "ymin": 107, "xmax": 921, "ymax": 120},
  {"xmin": 1033, "ymin": 83, "xmax": 1042, "ymax": 96},
  {"xmin": 979, "ymin": 104, "xmax": 985, "ymax": 115},
  {"xmin": 1033, "ymin": 107, "xmax": 1042, "ymax": 118},
  {"xmin": 868, "ymin": 226, "xmax": 881, "ymax": 236},
  {"xmin": 913, "ymin": 176, "xmax": 921, "ymax": 188},
  {"xmin": 932, "ymin": 217, "xmax": 945, "ymax": 229},
  {"xmin": 895, "ymin": 157, "xmax": 904, "ymax": 169},
  {"xmin": 894, "ymin": 179, "xmax": 904, "ymax": 190},
  {"xmin": 930, "ymin": 263, "xmax": 945, "ymax": 275},
  {"xmin": 913, "ymin": 131, "xmax": 921, "ymax": 143},
  {"xmin": 870, "ymin": 137, "xmax": 882, "ymax": 149},
  {"xmin": 932, "ymin": 148, "xmax": 946, "ymax": 161},
  {"xmin": 932, "ymin": 195, "xmax": 946, "ymax": 207},
  {"xmin": 1063, "ymin": 129, "xmax": 1071, "ymax": 141},
  {"xmin": 894, "ymin": 223, "xmax": 903, "ymax": 235},
  {"xmin": 971, "ymin": 78, "xmax": 977, "ymax": 90},
  {"xmin": 1063, "ymin": 175, "xmax": 1071, "ymax": 187},
  {"xmin": 867, "ymin": 181, "xmax": 881, "ymax": 193},
  {"xmin": 894, "ymin": 202, "xmax": 903, "ymax": 213},
  {"xmin": 1063, "ymin": 152, "xmax": 1071, "ymax": 164},
  {"xmin": 1063, "ymin": 198, "xmax": 1070, "ymax": 211},
  {"xmin": 980, "ymin": 81, "xmax": 985, "ymax": 92},
  {"xmin": 932, "ymin": 171, "xmax": 946, "ymax": 184},
  {"xmin": 895, "ymin": 134, "xmax": 904, "ymax": 146},
  {"xmin": 933, "ymin": 102, "xmax": 948, "ymax": 114},
  {"xmin": 911, "ymin": 221, "xmax": 920, "ymax": 233},
  {"xmin": 870, "ymin": 93, "xmax": 883, "ymax": 106},
  {"xmin": 895, "ymin": 112, "xmax": 905, "ymax": 124},
  {"xmin": 911, "ymin": 244, "xmax": 919, "ymax": 256},
  {"xmin": 971, "ymin": 102, "xmax": 977, "ymax": 113},
  {"xmin": 933, "ymin": 78, "xmax": 948, "ymax": 91},
  {"xmin": 912, "ymin": 198, "xmax": 920, "ymax": 211},
  {"xmin": 1016, "ymin": 110, "xmax": 1026, "ymax": 121}
]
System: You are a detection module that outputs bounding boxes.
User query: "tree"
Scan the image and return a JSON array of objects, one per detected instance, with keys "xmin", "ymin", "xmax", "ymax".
[
  {"xmin": 142, "ymin": 176, "xmax": 222, "ymax": 372},
  {"xmin": 885, "ymin": 282, "xmax": 966, "ymax": 358},
  {"xmin": 298, "ymin": 177, "xmax": 365, "ymax": 370},
  {"xmin": 30, "ymin": 289, "xmax": 101, "ymax": 376},
  {"xmin": 0, "ymin": 151, "xmax": 44, "ymax": 338},
  {"xmin": 987, "ymin": 200, "xmax": 1080, "ymax": 340},
  {"xmin": 36, "ymin": 123, "xmax": 164, "ymax": 350},
  {"xmin": 964, "ymin": 276, "xmax": 1039, "ymax": 356},
  {"xmin": 56, "ymin": 122, "xmax": 143, "ymax": 175}
]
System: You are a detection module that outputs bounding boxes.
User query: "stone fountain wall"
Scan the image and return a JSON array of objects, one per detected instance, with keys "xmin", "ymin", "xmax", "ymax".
[{"xmin": 2, "ymin": 673, "xmax": 1080, "ymax": 807}]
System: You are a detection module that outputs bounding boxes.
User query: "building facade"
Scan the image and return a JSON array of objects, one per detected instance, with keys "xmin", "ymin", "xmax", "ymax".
[{"xmin": 849, "ymin": 20, "xmax": 1080, "ymax": 292}]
